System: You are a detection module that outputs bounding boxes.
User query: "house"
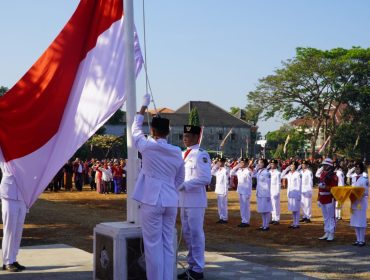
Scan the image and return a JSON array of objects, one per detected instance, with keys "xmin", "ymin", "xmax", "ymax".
[{"xmin": 105, "ymin": 101, "xmax": 253, "ymax": 158}]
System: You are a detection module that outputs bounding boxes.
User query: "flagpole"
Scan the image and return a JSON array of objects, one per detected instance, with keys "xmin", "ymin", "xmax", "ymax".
[{"xmin": 124, "ymin": 0, "xmax": 139, "ymax": 224}]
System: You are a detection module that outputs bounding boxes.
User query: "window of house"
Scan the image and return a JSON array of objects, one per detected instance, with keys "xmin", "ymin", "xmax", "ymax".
[
  {"xmin": 178, "ymin": 134, "xmax": 183, "ymax": 140},
  {"xmin": 218, "ymin": 133, "xmax": 223, "ymax": 140},
  {"xmin": 231, "ymin": 133, "xmax": 236, "ymax": 141}
]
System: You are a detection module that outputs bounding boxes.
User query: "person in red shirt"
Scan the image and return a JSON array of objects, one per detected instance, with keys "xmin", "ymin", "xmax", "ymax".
[
  {"xmin": 315, "ymin": 158, "xmax": 338, "ymax": 241},
  {"xmin": 112, "ymin": 162, "xmax": 124, "ymax": 194}
]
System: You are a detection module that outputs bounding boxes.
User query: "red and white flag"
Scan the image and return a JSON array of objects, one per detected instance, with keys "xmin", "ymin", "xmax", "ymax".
[
  {"xmin": 0, "ymin": 0, "xmax": 143, "ymax": 208},
  {"xmin": 317, "ymin": 135, "xmax": 331, "ymax": 154}
]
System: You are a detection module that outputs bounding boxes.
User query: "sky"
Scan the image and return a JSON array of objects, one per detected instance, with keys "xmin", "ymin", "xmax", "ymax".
[{"xmin": 1, "ymin": 0, "xmax": 370, "ymax": 136}]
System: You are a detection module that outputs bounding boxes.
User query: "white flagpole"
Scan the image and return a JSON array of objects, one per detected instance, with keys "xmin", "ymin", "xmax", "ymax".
[{"xmin": 124, "ymin": 0, "xmax": 139, "ymax": 224}]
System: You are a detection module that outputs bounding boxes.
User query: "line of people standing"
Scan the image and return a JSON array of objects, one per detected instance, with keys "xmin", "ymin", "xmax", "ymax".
[{"xmin": 211, "ymin": 156, "xmax": 368, "ymax": 246}]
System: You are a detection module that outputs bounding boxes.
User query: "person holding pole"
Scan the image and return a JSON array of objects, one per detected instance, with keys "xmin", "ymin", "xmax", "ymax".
[
  {"xmin": 131, "ymin": 94, "xmax": 185, "ymax": 280},
  {"xmin": 178, "ymin": 125, "xmax": 211, "ymax": 280}
]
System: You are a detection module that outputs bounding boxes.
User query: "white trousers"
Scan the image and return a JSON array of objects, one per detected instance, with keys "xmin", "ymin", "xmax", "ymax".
[
  {"xmin": 180, "ymin": 207, "xmax": 205, "ymax": 273},
  {"xmin": 217, "ymin": 194, "xmax": 228, "ymax": 220},
  {"xmin": 140, "ymin": 201, "xmax": 177, "ymax": 280},
  {"xmin": 271, "ymin": 195, "xmax": 280, "ymax": 221},
  {"xmin": 1, "ymin": 198, "xmax": 27, "ymax": 265},
  {"xmin": 292, "ymin": 211, "xmax": 300, "ymax": 226},
  {"xmin": 335, "ymin": 201, "xmax": 342, "ymax": 219},
  {"xmin": 301, "ymin": 195, "xmax": 312, "ymax": 219},
  {"xmin": 238, "ymin": 194, "xmax": 250, "ymax": 223},
  {"xmin": 319, "ymin": 201, "xmax": 336, "ymax": 234},
  {"xmin": 261, "ymin": 212, "xmax": 270, "ymax": 228},
  {"xmin": 354, "ymin": 227, "xmax": 366, "ymax": 242}
]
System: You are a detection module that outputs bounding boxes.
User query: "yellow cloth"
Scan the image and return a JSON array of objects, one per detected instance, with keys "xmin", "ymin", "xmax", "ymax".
[{"xmin": 331, "ymin": 186, "xmax": 365, "ymax": 206}]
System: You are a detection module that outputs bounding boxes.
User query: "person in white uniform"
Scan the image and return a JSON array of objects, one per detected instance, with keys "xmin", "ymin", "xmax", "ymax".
[
  {"xmin": 347, "ymin": 161, "xmax": 368, "ymax": 247},
  {"xmin": 254, "ymin": 158, "xmax": 272, "ymax": 231},
  {"xmin": 334, "ymin": 162, "xmax": 345, "ymax": 220},
  {"xmin": 230, "ymin": 158, "xmax": 253, "ymax": 227},
  {"xmin": 0, "ymin": 163, "xmax": 27, "ymax": 272},
  {"xmin": 300, "ymin": 160, "xmax": 313, "ymax": 223},
  {"xmin": 131, "ymin": 94, "xmax": 185, "ymax": 280},
  {"xmin": 211, "ymin": 158, "xmax": 230, "ymax": 224},
  {"xmin": 177, "ymin": 124, "xmax": 211, "ymax": 280},
  {"xmin": 282, "ymin": 161, "xmax": 302, "ymax": 229},
  {"xmin": 269, "ymin": 159, "xmax": 281, "ymax": 225}
]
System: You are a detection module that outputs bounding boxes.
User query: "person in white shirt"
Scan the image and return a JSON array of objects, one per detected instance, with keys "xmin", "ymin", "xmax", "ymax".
[
  {"xmin": 131, "ymin": 94, "xmax": 185, "ymax": 280},
  {"xmin": 282, "ymin": 161, "xmax": 302, "ymax": 229},
  {"xmin": 230, "ymin": 158, "xmax": 253, "ymax": 227},
  {"xmin": 211, "ymin": 157, "xmax": 230, "ymax": 224},
  {"xmin": 300, "ymin": 160, "xmax": 313, "ymax": 223},
  {"xmin": 334, "ymin": 162, "xmax": 345, "ymax": 220},
  {"xmin": 269, "ymin": 159, "xmax": 281, "ymax": 225},
  {"xmin": 347, "ymin": 161, "xmax": 368, "ymax": 247},
  {"xmin": 254, "ymin": 158, "xmax": 272, "ymax": 231},
  {"xmin": 178, "ymin": 125, "xmax": 211, "ymax": 280}
]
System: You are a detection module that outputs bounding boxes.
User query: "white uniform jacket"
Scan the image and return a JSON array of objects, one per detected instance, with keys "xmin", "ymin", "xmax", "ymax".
[
  {"xmin": 212, "ymin": 166, "xmax": 230, "ymax": 196},
  {"xmin": 0, "ymin": 162, "xmax": 23, "ymax": 201},
  {"xmin": 230, "ymin": 166, "xmax": 253, "ymax": 196},
  {"xmin": 348, "ymin": 171, "xmax": 369, "ymax": 211},
  {"xmin": 301, "ymin": 169, "xmax": 313, "ymax": 197},
  {"xmin": 179, "ymin": 144, "xmax": 211, "ymax": 208},
  {"xmin": 269, "ymin": 169, "xmax": 281, "ymax": 198},
  {"xmin": 131, "ymin": 115, "xmax": 185, "ymax": 207},
  {"xmin": 282, "ymin": 169, "xmax": 302, "ymax": 199},
  {"xmin": 336, "ymin": 169, "xmax": 345, "ymax": 186},
  {"xmin": 254, "ymin": 168, "xmax": 271, "ymax": 198}
]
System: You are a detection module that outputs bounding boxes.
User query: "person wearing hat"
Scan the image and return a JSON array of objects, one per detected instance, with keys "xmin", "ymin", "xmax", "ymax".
[
  {"xmin": 253, "ymin": 158, "xmax": 272, "ymax": 231},
  {"xmin": 211, "ymin": 157, "xmax": 230, "ymax": 224},
  {"xmin": 269, "ymin": 159, "xmax": 281, "ymax": 225},
  {"xmin": 315, "ymin": 158, "xmax": 338, "ymax": 241},
  {"xmin": 300, "ymin": 160, "xmax": 313, "ymax": 223},
  {"xmin": 347, "ymin": 161, "xmax": 368, "ymax": 246},
  {"xmin": 131, "ymin": 94, "xmax": 185, "ymax": 280},
  {"xmin": 230, "ymin": 158, "xmax": 253, "ymax": 227},
  {"xmin": 282, "ymin": 161, "xmax": 302, "ymax": 229},
  {"xmin": 177, "ymin": 125, "xmax": 211, "ymax": 280}
]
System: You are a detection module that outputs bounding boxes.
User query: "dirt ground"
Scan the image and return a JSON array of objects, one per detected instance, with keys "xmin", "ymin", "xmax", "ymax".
[{"xmin": 2, "ymin": 186, "xmax": 370, "ymax": 279}]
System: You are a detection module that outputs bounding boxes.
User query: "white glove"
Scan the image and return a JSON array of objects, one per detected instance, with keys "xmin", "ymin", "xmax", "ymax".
[{"xmin": 142, "ymin": 93, "xmax": 151, "ymax": 107}]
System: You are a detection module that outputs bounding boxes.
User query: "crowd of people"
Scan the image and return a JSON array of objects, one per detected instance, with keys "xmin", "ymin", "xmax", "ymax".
[
  {"xmin": 210, "ymin": 156, "xmax": 369, "ymax": 246},
  {"xmin": 45, "ymin": 157, "xmax": 127, "ymax": 194}
]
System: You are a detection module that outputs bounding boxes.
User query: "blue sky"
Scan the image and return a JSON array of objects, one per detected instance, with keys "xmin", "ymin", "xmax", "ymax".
[{"xmin": 1, "ymin": 0, "xmax": 369, "ymax": 136}]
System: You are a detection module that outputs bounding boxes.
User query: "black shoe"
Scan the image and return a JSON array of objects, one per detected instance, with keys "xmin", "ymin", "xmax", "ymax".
[
  {"xmin": 237, "ymin": 223, "xmax": 249, "ymax": 228},
  {"xmin": 178, "ymin": 269, "xmax": 204, "ymax": 280},
  {"xmin": 358, "ymin": 242, "xmax": 366, "ymax": 247},
  {"xmin": 3, "ymin": 264, "xmax": 20, "ymax": 272},
  {"xmin": 288, "ymin": 225, "xmax": 294, "ymax": 228},
  {"xmin": 305, "ymin": 219, "xmax": 311, "ymax": 223},
  {"xmin": 292, "ymin": 225, "xmax": 300, "ymax": 229},
  {"xmin": 216, "ymin": 219, "xmax": 223, "ymax": 223},
  {"xmin": 13, "ymin": 262, "xmax": 26, "ymax": 270},
  {"xmin": 352, "ymin": 241, "xmax": 360, "ymax": 246},
  {"xmin": 269, "ymin": 220, "xmax": 275, "ymax": 224},
  {"xmin": 217, "ymin": 219, "xmax": 228, "ymax": 224},
  {"xmin": 299, "ymin": 218, "xmax": 307, "ymax": 222},
  {"xmin": 257, "ymin": 226, "xmax": 264, "ymax": 230},
  {"xmin": 261, "ymin": 227, "xmax": 270, "ymax": 231},
  {"xmin": 272, "ymin": 221, "xmax": 280, "ymax": 225}
]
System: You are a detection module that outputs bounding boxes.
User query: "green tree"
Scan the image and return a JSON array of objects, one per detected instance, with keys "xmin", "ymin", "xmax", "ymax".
[
  {"xmin": 266, "ymin": 125, "xmax": 306, "ymax": 159},
  {"xmin": 248, "ymin": 47, "xmax": 370, "ymax": 157},
  {"xmin": 188, "ymin": 107, "xmax": 200, "ymax": 126},
  {"xmin": 0, "ymin": 86, "xmax": 8, "ymax": 97},
  {"xmin": 106, "ymin": 109, "xmax": 124, "ymax": 125}
]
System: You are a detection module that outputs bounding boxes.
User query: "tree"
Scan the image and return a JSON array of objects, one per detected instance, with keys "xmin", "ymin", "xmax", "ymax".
[
  {"xmin": 0, "ymin": 86, "xmax": 8, "ymax": 97},
  {"xmin": 248, "ymin": 47, "xmax": 370, "ymax": 157},
  {"xmin": 106, "ymin": 109, "xmax": 124, "ymax": 125},
  {"xmin": 265, "ymin": 125, "xmax": 306, "ymax": 159},
  {"xmin": 188, "ymin": 107, "xmax": 200, "ymax": 126}
]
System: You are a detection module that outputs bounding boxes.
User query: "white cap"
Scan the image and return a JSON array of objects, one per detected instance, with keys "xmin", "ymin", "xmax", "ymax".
[{"xmin": 322, "ymin": 158, "xmax": 333, "ymax": 166}]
